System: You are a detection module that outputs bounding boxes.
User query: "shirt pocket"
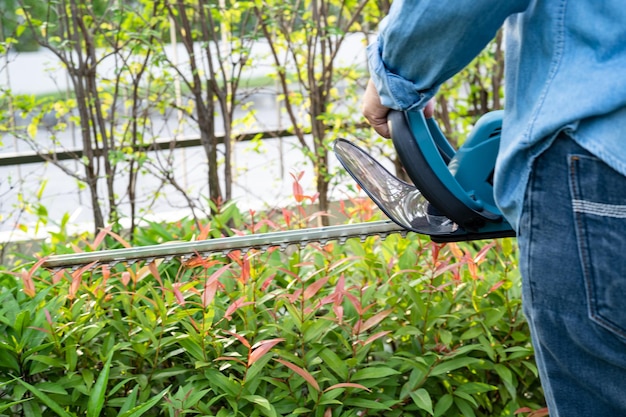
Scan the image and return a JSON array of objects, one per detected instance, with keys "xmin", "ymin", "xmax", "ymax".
[{"xmin": 569, "ymin": 153, "xmax": 626, "ymax": 341}]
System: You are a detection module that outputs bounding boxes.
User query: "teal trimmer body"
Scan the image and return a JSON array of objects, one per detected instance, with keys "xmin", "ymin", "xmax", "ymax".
[{"xmin": 334, "ymin": 110, "xmax": 515, "ymax": 242}]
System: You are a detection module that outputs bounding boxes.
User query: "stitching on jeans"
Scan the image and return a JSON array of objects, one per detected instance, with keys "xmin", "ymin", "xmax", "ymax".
[
  {"xmin": 572, "ymin": 200, "xmax": 626, "ymax": 218},
  {"xmin": 569, "ymin": 155, "xmax": 626, "ymax": 339},
  {"xmin": 569, "ymin": 156, "xmax": 597, "ymax": 324}
]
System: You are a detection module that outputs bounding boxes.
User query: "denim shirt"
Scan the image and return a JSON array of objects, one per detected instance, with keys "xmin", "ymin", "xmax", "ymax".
[{"xmin": 368, "ymin": 0, "xmax": 626, "ymax": 232}]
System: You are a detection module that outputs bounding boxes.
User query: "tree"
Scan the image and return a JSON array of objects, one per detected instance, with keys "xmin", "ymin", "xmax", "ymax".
[
  {"xmin": 162, "ymin": 0, "xmax": 258, "ymax": 206},
  {"xmin": 254, "ymin": 0, "xmax": 384, "ymax": 224},
  {"xmin": 13, "ymin": 0, "xmax": 166, "ymax": 236}
]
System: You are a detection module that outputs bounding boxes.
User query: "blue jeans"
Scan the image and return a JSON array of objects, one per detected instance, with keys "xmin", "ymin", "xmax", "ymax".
[{"xmin": 518, "ymin": 133, "xmax": 626, "ymax": 416}]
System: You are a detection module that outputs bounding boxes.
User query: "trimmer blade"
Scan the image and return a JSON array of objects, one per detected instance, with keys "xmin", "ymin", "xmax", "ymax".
[{"xmin": 333, "ymin": 139, "xmax": 458, "ymax": 236}]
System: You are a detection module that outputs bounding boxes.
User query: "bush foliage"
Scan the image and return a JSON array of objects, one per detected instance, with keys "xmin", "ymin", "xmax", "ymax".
[{"xmin": 0, "ymin": 198, "xmax": 544, "ymax": 417}]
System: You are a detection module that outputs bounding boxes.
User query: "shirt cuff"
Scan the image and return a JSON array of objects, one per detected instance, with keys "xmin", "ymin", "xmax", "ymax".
[{"xmin": 367, "ymin": 39, "xmax": 438, "ymax": 112}]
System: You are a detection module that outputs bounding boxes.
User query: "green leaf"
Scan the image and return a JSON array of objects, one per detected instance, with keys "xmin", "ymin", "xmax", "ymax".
[
  {"xmin": 318, "ymin": 347, "xmax": 348, "ymax": 380},
  {"xmin": 242, "ymin": 395, "xmax": 276, "ymax": 417},
  {"xmin": 290, "ymin": 408, "xmax": 312, "ymax": 415},
  {"xmin": 87, "ymin": 348, "xmax": 115, "ymax": 417},
  {"xmin": 34, "ymin": 382, "xmax": 68, "ymax": 395},
  {"xmin": 23, "ymin": 400, "xmax": 43, "ymax": 417},
  {"xmin": 118, "ymin": 388, "xmax": 138, "ymax": 416},
  {"xmin": 454, "ymin": 391, "xmax": 478, "ymax": 407},
  {"xmin": 351, "ymin": 366, "xmax": 400, "ymax": 381},
  {"xmin": 65, "ymin": 347, "xmax": 78, "ymax": 372},
  {"xmin": 453, "ymin": 396, "xmax": 477, "ymax": 417},
  {"xmin": 27, "ymin": 122, "xmax": 38, "ymax": 139},
  {"xmin": 176, "ymin": 334, "xmax": 206, "ymax": 362},
  {"xmin": 502, "ymin": 238, "xmax": 513, "ymax": 257},
  {"xmin": 0, "ymin": 398, "xmax": 31, "ymax": 413},
  {"xmin": 246, "ymin": 351, "xmax": 273, "ymax": 382},
  {"xmin": 118, "ymin": 387, "xmax": 169, "ymax": 417},
  {"xmin": 430, "ymin": 357, "xmax": 480, "ymax": 376},
  {"xmin": 204, "ymin": 369, "xmax": 240, "ymax": 396},
  {"xmin": 434, "ymin": 394, "xmax": 454, "ymax": 417},
  {"xmin": 13, "ymin": 377, "xmax": 74, "ymax": 417},
  {"xmin": 342, "ymin": 398, "xmax": 392, "ymax": 410},
  {"xmin": 483, "ymin": 308, "xmax": 505, "ymax": 326},
  {"xmin": 25, "ymin": 355, "xmax": 65, "ymax": 369},
  {"xmin": 0, "ymin": 349, "xmax": 20, "ymax": 372},
  {"xmin": 494, "ymin": 363, "xmax": 517, "ymax": 399},
  {"xmin": 14, "ymin": 310, "xmax": 31, "ymax": 338},
  {"xmin": 455, "ymin": 382, "xmax": 497, "ymax": 395},
  {"xmin": 410, "ymin": 388, "xmax": 433, "ymax": 415},
  {"xmin": 303, "ymin": 319, "xmax": 332, "ymax": 343},
  {"xmin": 402, "ymin": 282, "xmax": 426, "ymax": 317},
  {"xmin": 460, "ymin": 326, "xmax": 483, "ymax": 340}
]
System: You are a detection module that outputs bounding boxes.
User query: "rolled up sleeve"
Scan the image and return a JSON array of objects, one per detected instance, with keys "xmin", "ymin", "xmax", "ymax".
[{"xmin": 369, "ymin": 0, "xmax": 531, "ymax": 111}]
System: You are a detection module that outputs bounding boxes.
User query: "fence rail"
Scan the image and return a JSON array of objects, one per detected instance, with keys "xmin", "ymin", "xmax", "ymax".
[
  {"xmin": 0, "ymin": 121, "xmax": 368, "ymax": 167},
  {"xmin": 0, "ymin": 129, "xmax": 294, "ymax": 167}
]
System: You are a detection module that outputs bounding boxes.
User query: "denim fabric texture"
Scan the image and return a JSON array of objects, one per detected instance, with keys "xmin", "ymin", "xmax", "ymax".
[{"xmin": 519, "ymin": 134, "xmax": 626, "ymax": 416}]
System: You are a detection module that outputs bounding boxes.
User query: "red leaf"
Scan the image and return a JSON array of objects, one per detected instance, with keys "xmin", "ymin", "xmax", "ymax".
[
  {"xmin": 489, "ymin": 280, "xmax": 505, "ymax": 293},
  {"xmin": 359, "ymin": 309, "xmax": 392, "ymax": 334},
  {"xmin": 282, "ymin": 208, "xmax": 292, "ymax": 228},
  {"xmin": 214, "ymin": 356, "xmax": 247, "ymax": 366},
  {"xmin": 208, "ymin": 263, "xmax": 232, "ymax": 281},
  {"xmin": 224, "ymin": 296, "xmax": 254, "ymax": 320},
  {"xmin": 275, "ymin": 358, "xmax": 320, "ymax": 392},
  {"xmin": 197, "ymin": 223, "xmax": 212, "ymax": 241},
  {"xmin": 20, "ymin": 271, "xmax": 36, "ymax": 297},
  {"xmin": 121, "ymin": 271, "xmax": 131, "ymax": 287},
  {"xmin": 433, "ymin": 261, "xmax": 463, "ymax": 278},
  {"xmin": 68, "ymin": 274, "xmax": 82, "ymax": 301},
  {"xmin": 248, "ymin": 338, "xmax": 284, "ymax": 366},
  {"xmin": 333, "ymin": 274, "xmax": 345, "ymax": 306},
  {"xmin": 172, "ymin": 283, "xmax": 185, "ymax": 306},
  {"xmin": 303, "ymin": 276, "xmax": 329, "ymax": 300},
  {"xmin": 324, "ymin": 383, "xmax": 371, "ymax": 393},
  {"xmin": 514, "ymin": 407, "xmax": 550, "ymax": 417},
  {"xmin": 292, "ymin": 180, "xmax": 305, "ymax": 203},
  {"xmin": 474, "ymin": 241, "xmax": 496, "ymax": 263},
  {"xmin": 359, "ymin": 330, "xmax": 391, "ymax": 347},
  {"xmin": 344, "ymin": 292, "xmax": 363, "ymax": 315},
  {"xmin": 202, "ymin": 274, "xmax": 220, "ymax": 308},
  {"xmin": 100, "ymin": 228, "xmax": 132, "ymax": 248},
  {"xmin": 67, "ymin": 261, "xmax": 97, "ymax": 300},
  {"xmin": 260, "ymin": 274, "xmax": 275, "ymax": 292},
  {"xmin": 290, "ymin": 171, "xmax": 304, "ymax": 182},
  {"xmin": 148, "ymin": 261, "xmax": 163, "ymax": 287},
  {"xmin": 52, "ymin": 269, "xmax": 64, "ymax": 284},
  {"xmin": 222, "ymin": 330, "xmax": 251, "ymax": 349},
  {"xmin": 333, "ymin": 305, "xmax": 344, "ymax": 324},
  {"xmin": 90, "ymin": 226, "xmax": 112, "ymax": 250}
]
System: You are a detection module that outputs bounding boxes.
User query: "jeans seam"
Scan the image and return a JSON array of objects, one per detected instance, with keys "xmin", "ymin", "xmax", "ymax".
[{"xmin": 521, "ymin": 162, "xmax": 536, "ymax": 307}]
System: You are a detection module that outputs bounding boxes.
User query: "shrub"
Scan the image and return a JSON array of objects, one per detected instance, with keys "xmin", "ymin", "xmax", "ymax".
[{"xmin": 0, "ymin": 203, "xmax": 544, "ymax": 416}]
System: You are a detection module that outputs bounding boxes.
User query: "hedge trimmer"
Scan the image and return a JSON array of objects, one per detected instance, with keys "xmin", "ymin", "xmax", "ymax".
[{"xmin": 42, "ymin": 110, "xmax": 514, "ymax": 271}]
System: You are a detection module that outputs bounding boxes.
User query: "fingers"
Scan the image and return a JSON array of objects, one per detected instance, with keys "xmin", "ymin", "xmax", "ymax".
[
  {"xmin": 423, "ymin": 99, "xmax": 435, "ymax": 119},
  {"xmin": 362, "ymin": 79, "xmax": 391, "ymax": 138},
  {"xmin": 362, "ymin": 79, "xmax": 436, "ymax": 137}
]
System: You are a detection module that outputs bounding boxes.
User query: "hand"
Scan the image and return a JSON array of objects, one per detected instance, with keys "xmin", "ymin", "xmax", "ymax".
[
  {"xmin": 362, "ymin": 79, "xmax": 391, "ymax": 138},
  {"xmin": 362, "ymin": 79, "xmax": 435, "ymax": 139}
]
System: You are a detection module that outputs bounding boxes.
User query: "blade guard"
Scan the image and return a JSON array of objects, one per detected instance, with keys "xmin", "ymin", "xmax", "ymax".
[{"xmin": 334, "ymin": 110, "xmax": 515, "ymax": 242}]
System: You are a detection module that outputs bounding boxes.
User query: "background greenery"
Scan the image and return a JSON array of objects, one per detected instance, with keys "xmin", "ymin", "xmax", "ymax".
[{"xmin": 1, "ymin": 195, "xmax": 545, "ymax": 416}]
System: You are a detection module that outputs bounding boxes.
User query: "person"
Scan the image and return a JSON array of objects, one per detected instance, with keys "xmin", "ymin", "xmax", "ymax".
[{"xmin": 361, "ymin": 1, "xmax": 626, "ymax": 416}]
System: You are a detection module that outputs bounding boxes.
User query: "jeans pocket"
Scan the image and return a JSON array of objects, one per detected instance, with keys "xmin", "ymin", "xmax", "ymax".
[{"xmin": 570, "ymin": 154, "xmax": 626, "ymax": 340}]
